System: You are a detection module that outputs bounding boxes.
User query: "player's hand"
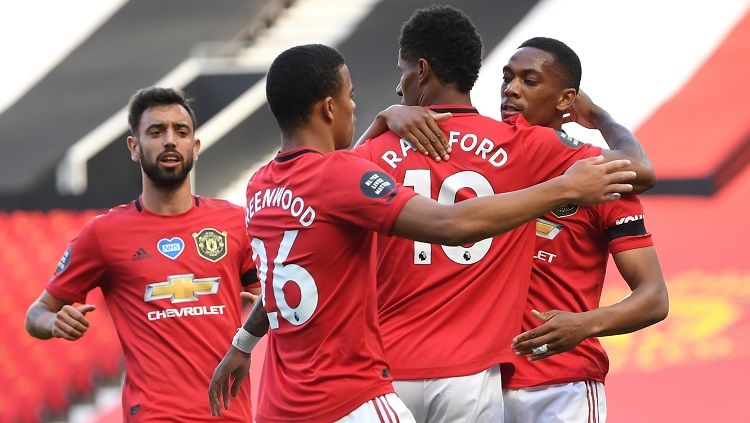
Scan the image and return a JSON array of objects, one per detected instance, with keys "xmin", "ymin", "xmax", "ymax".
[
  {"xmin": 51, "ymin": 304, "xmax": 96, "ymax": 341},
  {"xmin": 240, "ymin": 291, "xmax": 259, "ymax": 306},
  {"xmin": 563, "ymin": 90, "xmax": 602, "ymax": 129},
  {"xmin": 511, "ymin": 309, "xmax": 591, "ymax": 361},
  {"xmin": 380, "ymin": 105, "xmax": 452, "ymax": 161},
  {"xmin": 562, "ymin": 156, "xmax": 635, "ymax": 204},
  {"xmin": 208, "ymin": 346, "xmax": 251, "ymax": 416}
]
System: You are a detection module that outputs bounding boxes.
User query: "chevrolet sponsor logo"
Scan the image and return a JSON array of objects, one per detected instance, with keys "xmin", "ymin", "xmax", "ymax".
[
  {"xmin": 535, "ymin": 218, "xmax": 564, "ymax": 240},
  {"xmin": 144, "ymin": 274, "xmax": 219, "ymax": 303}
]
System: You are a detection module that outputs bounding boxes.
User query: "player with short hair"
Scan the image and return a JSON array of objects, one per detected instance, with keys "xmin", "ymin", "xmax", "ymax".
[
  {"xmin": 207, "ymin": 43, "xmax": 636, "ymax": 422},
  {"xmin": 352, "ymin": 8, "xmax": 659, "ymax": 423},
  {"xmin": 25, "ymin": 87, "xmax": 259, "ymax": 422},
  {"xmin": 500, "ymin": 37, "xmax": 668, "ymax": 423}
]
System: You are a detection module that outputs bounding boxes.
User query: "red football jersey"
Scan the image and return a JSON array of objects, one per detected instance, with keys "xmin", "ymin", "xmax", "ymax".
[
  {"xmin": 504, "ymin": 194, "xmax": 653, "ymax": 388},
  {"xmin": 353, "ymin": 106, "xmax": 602, "ymax": 379},
  {"xmin": 245, "ymin": 148, "xmax": 417, "ymax": 422},
  {"xmin": 46, "ymin": 197, "xmax": 257, "ymax": 423}
]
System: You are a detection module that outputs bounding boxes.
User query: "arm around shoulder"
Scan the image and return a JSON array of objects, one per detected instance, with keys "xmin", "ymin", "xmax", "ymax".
[{"xmin": 391, "ymin": 156, "xmax": 636, "ymax": 245}]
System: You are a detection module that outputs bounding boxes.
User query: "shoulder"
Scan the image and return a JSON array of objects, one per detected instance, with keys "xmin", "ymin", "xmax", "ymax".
[
  {"xmin": 358, "ymin": 131, "xmax": 402, "ymax": 153},
  {"xmin": 327, "ymin": 150, "xmax": 380, "ymax": 166},
  {"xmin": 196, "ymin": 196, "xmax": 244, "ymax": 212},
  {"xmin": 370, "ymin": 130, "xmax": 401, "ymax": 144},
  {"xmin": 88, "ymin": 201, "xmax": 137, "ymax": 228}
]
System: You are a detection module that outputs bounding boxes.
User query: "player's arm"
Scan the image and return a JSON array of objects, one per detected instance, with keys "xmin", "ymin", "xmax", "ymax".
[
  {"xmin": 25, "ymin": 290, "xmax": 97, "ymax": 341},
  {"xmin": 354, "ymin": 105, "xmax": 451, "ymax": 161},
  {"xmin": 208, "ymin": 292, "xmax": 268, "ymax": 416},
  {"xmin": 512, "ymin": 247, "xmax": 668, "ymax": 360},
  {"xmin": 567, "ymin": 90, "xmax": 656, "ymax": 193},
  {"xmin": 391, "ymin": 156, "xmax": 635, "ymax": 244}
]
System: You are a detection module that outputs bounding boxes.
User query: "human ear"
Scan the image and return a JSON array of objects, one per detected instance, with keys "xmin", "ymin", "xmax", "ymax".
[
  {"xmin": 126, "ymin": 136, "xmax": 140, "ymax": 162},
  {"xmin": 417, "ymin": 58, "xmax": 431, "ymax": 84},
  {"xmin": 557, "ymin": 88, "xmax": 577, "ymax": 113},
  {"xmin": 322, "ymin": 96, "xmax": 335, "ymax": 122}
]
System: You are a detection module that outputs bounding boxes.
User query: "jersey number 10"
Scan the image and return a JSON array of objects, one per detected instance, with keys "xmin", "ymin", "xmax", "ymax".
[{"xmin": 403, "ymin": 169, "xmax": 495, "ymax": 265}]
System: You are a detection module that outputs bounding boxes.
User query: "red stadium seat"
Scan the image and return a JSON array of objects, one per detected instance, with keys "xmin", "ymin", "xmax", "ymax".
[{"xmin": 2, "ymin": 210, "xmax": 122, "ymax": 422}]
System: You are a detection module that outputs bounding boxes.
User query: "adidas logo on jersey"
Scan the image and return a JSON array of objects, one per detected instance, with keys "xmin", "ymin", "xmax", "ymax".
[{"xmin": 132, "ymin": 247, "xmax": 151, "ymax": 261}]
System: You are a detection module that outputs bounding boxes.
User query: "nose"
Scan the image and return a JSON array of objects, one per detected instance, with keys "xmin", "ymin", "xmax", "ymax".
[
  {"xmin": 396, "ymin": 82, "xmax": 403, "ymax": 97},
  {"xmin": 163, "ymin": 128, "xmax": 177, "ymax": 147},
  {"xmin": 503, "ymin": 78, "xmax": 519, "ymax": 99}
]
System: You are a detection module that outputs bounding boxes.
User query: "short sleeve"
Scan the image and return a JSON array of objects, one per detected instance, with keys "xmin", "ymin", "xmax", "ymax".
[
  {"xmin": 321, "ymin": 151, "xmax": 417, "ymax": 233},
  {"xmin": 595, "ymin": 194, "xmax": 654, "ymax": 254},
  {"xmin": 521, "ymin": 125, "xmax": 602, "ymax": 184},
  {"xmin": 46, "ymin": 218, "xmax": 108, "ymax": 303},
  {"xmin": 238, "ymin": 231, "xmax": 260, "ymax": 289}
]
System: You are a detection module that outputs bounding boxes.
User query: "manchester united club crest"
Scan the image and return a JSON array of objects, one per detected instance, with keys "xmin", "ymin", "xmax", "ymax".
[
  {"xmin": 551, "ymin": 204, "xmax": 579, "ymax": 218},
  {"xmin": 192, "ymin": 228, "xmax": 228, "ymax": 262}
]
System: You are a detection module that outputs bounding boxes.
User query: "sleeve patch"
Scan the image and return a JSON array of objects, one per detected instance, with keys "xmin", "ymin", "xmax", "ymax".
[
  {"xmin": 360, "ymin": 171, "xmax": 396, "ymax": 199},
  {"xmin": 555, "ymin": 130, "xmax": 583, "ymax": 149},
  {"xmin": 54, "ymin": 246, "xmax": 72, "ymax": 275}
]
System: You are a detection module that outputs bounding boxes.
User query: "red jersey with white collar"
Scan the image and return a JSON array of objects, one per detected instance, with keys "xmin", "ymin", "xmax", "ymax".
[
  {"xmin": 505, "ymin": 194, "xmax": 653, "ymax": 388},
  {"xmin": 245, "ymin": 148, "xmax": 417, "ymax": 422},
  {"xmin": 353, "ymin": 106, "xmax": 601, "ymax": 379},
  {"xmin": 47, "ymin": 196, "xmax": 257, "ymax": 422}
]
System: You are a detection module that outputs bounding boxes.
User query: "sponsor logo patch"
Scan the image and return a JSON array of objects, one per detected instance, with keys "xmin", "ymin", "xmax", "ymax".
[
  {"xmin": 615, "ymin": 214, "xmax": 644, "ymax": 225},
  {"xmin": 551, "ymin": 204, "xmax": 579, "ymax": 218},
  {"xmin": 555, "ymin": 130, "xmax": 583, "ymax": 149},
  {"xmin": 55, "ymin": 246, "xmax": 72, "ymax": 275},
  {"xmin": 157, "ymin": 237, "xmax": 184, "ymax": 260},
  {"xmin": 360, "ymin": 171, "xmax": 396, "ymax": 199},
  {"xmin": 192, "ymin": 228, "xmax": 228, "ymax": 262},
  {"xmin": 131, "ymin": 247, "xmax": 151, "ymax": 261},
  {"xmin": 535, "ymin": 218, "xmax": 564, "ymax": 240},
  {"xmin": 144, "ymin": 274, "xmax": 220, "ymax": 303}
]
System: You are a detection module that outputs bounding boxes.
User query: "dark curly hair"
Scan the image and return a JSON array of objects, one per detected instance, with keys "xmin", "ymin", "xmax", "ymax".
[
  {"xmin": 128, "ymin": 87, "xmax": 196, "ymax": 136},
  {"xmin": 266, "ymin": 44, "xmax": 346, "ymax": 135},
  {"xmin": 399, "ymin": 5, "xmax": 483, "ymax": 93},
  {"xmin": 518, "ymin": 37, "xmax": 581, "ymax": 91}
]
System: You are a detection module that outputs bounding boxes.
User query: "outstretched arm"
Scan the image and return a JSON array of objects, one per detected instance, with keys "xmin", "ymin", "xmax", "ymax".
[
  {"xmin": 391, "ymin": 156, "xmax": 635, "ymax": 245},
  {"xmin": 26, "ymin": 291, "xmax": 97, "ymax": 341},
  {"xmin": 354, "ymin": 105, "xmax": 452, "ymax": 161},
  {"xmin": 567, "ymin": 90, "xmax": 656, "ymax": 193},
  {"xmin": 208, "ymin": 292, "xmax": 268, "ymax": 416},
  {"xmin": 511, "ymin": 246, "xmax": 668, "ymax": 360}
]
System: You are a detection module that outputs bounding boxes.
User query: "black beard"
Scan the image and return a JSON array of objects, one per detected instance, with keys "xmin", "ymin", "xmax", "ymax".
[{"xmin": 140, "ymin": 150, "xmax": 194, "ymax": 189}]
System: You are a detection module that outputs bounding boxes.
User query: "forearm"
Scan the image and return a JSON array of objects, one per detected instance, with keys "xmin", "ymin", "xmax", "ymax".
[
  {"xmin": 241, "ymin": 294, "xmax": 269, "ymax": 337},
  {"xmin": 448, "ymin": 177, "xmax": 572, "ymax": 243},
  {"xmin": 581, "ymin": 285, "xmax": 668, "ymax": 338},
  {"xmin": 595, "ymin": 111, "xmax": 656, "ymax": 191},
  {"xmin": 25, "ymin": 303, "xmax": 57, "ymax": 339},
  {"xmin": 394, "ymin": 176, "xmax": 572, "ymax": 245}
]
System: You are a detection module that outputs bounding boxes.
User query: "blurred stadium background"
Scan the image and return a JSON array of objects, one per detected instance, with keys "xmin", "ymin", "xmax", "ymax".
[{"xmin": 1, "ymin": 0, "xmax": 748, "ymax": 421}]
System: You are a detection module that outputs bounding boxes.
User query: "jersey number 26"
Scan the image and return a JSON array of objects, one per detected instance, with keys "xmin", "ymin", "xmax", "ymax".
[{"xmin": 251, "ymin": 230, "xmax": 318, "ymax": 330}]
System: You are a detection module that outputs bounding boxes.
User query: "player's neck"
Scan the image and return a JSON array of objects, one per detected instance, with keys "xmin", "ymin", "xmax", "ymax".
[
  {"xmin": 419, "ymin": 86, "xmax": 471, "ymax": 108},
  {"xmin": 140, "ymin": 178, "xmax": 194, "ymax": 215},
  {"xmin": 280, "ymin": 126, "xmax": 335, "ymax": 154}
]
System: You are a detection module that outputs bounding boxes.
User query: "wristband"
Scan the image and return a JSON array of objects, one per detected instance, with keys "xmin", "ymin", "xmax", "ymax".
[{"xmin": 232, "ymin": 327, "xmax": 262, "ymax": 353}]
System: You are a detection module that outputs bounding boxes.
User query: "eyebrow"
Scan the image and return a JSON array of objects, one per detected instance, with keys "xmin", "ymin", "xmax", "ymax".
[
  {"xmin": 144, "ymin": 122, "xmax": 192, "ymax": 132},
  {"xmin": 145, "ymin": 123, "xmax": 167, "ymax": 132},
  {"xmin": 502, "ymin": 66, "xmax": 543, "ymax": 77},
  {"xmin": 174, "ymin": 122, "xmax": 192, "ymax": 131}
]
